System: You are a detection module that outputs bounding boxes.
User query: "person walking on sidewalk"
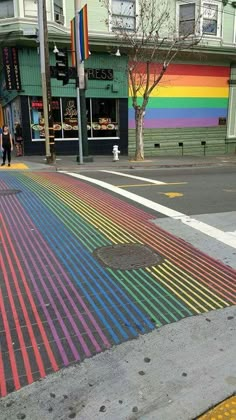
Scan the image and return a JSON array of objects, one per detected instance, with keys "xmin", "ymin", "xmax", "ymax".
[
  {"xmin": 14, "ymin": 122, "xmax": 23, "ymax": 157},
  {"xmin": 0, "ymin": 125, "xmax": 13, "ymax": 167}
]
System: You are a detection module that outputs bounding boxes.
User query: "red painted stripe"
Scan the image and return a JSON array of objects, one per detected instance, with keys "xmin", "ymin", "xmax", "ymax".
[
  {"xmin": 0, "ymin": 347, "xmax": 7, "ymax": 397},
  {"xmin": 69, "ymin": 185, "xmax": 236, "ymax": 301},
  {"xmin": 48, "ymin": 173, "xmax": 235, "ymax": 285},
  {"xmin": 1, "ymin": 213, "xmax": 59, "ymax": 374},
  {"xmin": 62, "ymin": 179, "xmax": 236, "ymax": 283},
  {"xmin": 0, "ymin": 289, "xmax": 21, "ymax": 391},
  {"xmin": 132, "ymin": 63, "xmax": 230, "ymax": 77},
  {"xmin": 30, "ymin": 173, "xmax": 236, "ymax": 302},
  {"xmin": 1, "ymin": 215, "xmax": 47, "ymax": 379},
  {"xmin": 1, "ymin": 231, "xmax": 34, "ymax": 385}
]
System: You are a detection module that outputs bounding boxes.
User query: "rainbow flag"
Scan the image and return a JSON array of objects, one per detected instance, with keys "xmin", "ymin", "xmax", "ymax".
[
  {"xmin": 70, "ymin": 17, "xmax": 76, "ymax": 67},
  {"xmin": 79, "ymin": 4, "xmax": 89, "ymax": 61},
  {"xmin": 70, "ymin": 4, "xmax": 89, "ymax": 66}
]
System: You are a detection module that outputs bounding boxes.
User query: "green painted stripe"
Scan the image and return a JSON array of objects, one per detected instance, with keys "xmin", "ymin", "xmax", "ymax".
[
  {"xmin": 137, "ymin": 268, "xmax": 193, "ymax": 317},
  {"xmin": 124, "ymin": 269, "xmax": 179, "ymax": 322},
  {"xmin": 116, "ymin": 269, "xmax": 171, "ymax": 324},
  {"xmin": 18, "ymin": 175, "xmax": 110, "ymax": 251},
  {"xmin": 108, "ymin": 269, "xmax": 162, "ymax": 326},
  {"xmin": 128, "ymin": 97, "xmax": 228, "ymax": 109}
]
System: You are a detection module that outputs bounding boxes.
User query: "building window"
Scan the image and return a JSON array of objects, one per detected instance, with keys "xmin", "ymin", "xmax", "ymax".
[
  {"xmin": 24, "ymin": 0, "xmax": 38, "ymax": 17},
  {"xmin": 54, "ymin": 0, "xmax": 65, "ymax": 25},
  {"xmin": 202, "ymin": 2, "xmax": 219, "ymax": 36},
  {"xmin": 178, "ymin": 2, "xmax": 196, "ymax": 36},
  {"xmin": 29, "ymin": 97, "xmax": 119, "ymax": 141},
  {"xmin": 111, "ymin": 0, "xmax": 136, "ymax": 31},
  {"xmin": 0, "ymin": 0, "xmax": 14, "ymax": 19}
]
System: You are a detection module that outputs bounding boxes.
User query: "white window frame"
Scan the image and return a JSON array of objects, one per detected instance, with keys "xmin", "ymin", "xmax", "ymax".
[
  {"xmin": 201, "ymin": 0, "xmax": 222, "ymax": 38},
  {"xmin": 0, "ymin": 0, "xmax": 15, "ymax": 19},
  {"xmin": 109, "ymin": 0, "xmax": 137, "ymax": 32},
  {"xmin": 176, "ymin": 1, "xmax": 197, "ymax": 37}
]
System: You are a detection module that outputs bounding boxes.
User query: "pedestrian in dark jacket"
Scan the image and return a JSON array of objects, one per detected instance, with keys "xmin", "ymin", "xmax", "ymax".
[{"xmin": 0, "ymin": 125, "xmax": 13, "ymax": 167}]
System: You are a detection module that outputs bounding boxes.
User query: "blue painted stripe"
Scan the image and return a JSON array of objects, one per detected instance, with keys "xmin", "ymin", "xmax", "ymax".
[
  {"xmin": 5, "ymin": 174, "xmax": 154, "ymax": 340},
  {"xmin": 128, "ymin": 107, "xmax": 228, "ymax": 120}
]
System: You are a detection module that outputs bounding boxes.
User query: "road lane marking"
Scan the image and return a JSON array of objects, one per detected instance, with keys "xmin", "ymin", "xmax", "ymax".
[
  {"xmin": 100, "ymin": 170, "xmax": 166, "ymax": 184},
  {"xmin": 60, "ymin": 172, "xmax": 236, "ymax": 249},
  {"xmin": 117, "ymin": 182, "xmax": 187, "ymax": 188},
  {"xmin": 160, "ymin": 192, "xmax": 184, "ymax": 198}
]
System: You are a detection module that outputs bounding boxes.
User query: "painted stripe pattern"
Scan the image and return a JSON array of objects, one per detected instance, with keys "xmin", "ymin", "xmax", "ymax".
[
  {"xmin": 128, "ymin": 63, "xmax": 230, "ymax": 129},
  {"xmin": 0, "ymin": 172, "xmax": 235, "ymax": 396}
]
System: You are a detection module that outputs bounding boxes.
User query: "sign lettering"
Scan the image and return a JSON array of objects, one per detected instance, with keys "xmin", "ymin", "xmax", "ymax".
[{"xmin": 2, "ymin": 47, "xmax": 22, "ymax": 91}]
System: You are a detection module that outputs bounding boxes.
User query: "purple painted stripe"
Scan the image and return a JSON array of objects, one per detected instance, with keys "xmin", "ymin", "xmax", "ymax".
[
  {"xmin": 128, "ymin": 118, "xmax": 219, "ymax": 129},
  {"xmin": 3, "ymin": 197, "xmax": 78, "ymax": 363},
  {"xmin": 0, "ymin": 199, "xmax": 69, "ymax": 366},
  {"xmin": 3, "ymin": 197, "xmax": 100, "ymax": 358},
  {"xmin": 5, "ymin": 191, "xmax": 110, "ymax": 350}
]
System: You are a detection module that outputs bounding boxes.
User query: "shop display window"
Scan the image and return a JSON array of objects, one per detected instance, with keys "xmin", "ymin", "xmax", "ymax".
[{"xmin": 29, "ymin": 97, "xmax": 119, "ymax": 141}]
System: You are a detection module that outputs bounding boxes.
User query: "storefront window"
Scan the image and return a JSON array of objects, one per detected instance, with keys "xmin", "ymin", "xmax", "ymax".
[
  {"xmin": 91, "ymin": 99, "xmax": 118, "ymax": 138},
  {"xmin": 30, "ymin": 97, "xmax": 62, "ymax": 140},
  {"xmin": 29, "ymin": 97, "xmax": 119, "ymax": 141}
]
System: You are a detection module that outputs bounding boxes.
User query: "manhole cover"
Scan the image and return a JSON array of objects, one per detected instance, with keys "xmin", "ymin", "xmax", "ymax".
[
  {"xmin": 94, "ymin": 243, "xmax": 162, "ymax": 270},
  {"xmin": 0, "ymin": 189, "xmax": 21, "ymax": 197}
]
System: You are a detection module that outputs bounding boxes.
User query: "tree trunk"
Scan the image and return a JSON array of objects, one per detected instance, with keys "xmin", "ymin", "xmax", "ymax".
[{"xmin": 135, "ymin": 107, "xmax": 145, "ymax": 160}]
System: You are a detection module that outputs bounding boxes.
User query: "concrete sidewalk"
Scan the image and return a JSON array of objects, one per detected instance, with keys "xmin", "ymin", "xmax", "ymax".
[
  {"xmin": 7, "ymin": 153, "xmax": 236, "ymax": 172},
  {"xmin": 0, "ymin": 306, "xmax": 235, "ymax": 420}
]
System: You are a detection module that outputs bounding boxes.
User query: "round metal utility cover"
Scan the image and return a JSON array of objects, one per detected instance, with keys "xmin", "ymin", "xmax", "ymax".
[{"xmin": 94, "ymin": 243, "xmax": 162, "ymax": 270}]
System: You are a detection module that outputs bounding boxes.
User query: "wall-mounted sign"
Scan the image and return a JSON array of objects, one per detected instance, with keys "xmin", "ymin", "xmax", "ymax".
[
  {"xmin": 50, "ymin": 67, "xmax": 114, "ymax": 82},
  {"xmin": 87, "ymin": 69, "xmax": 114, "ymax": 81},
  {"xmin": 2, "ymin": 47, "xmax": 22, "ymax": 91}
]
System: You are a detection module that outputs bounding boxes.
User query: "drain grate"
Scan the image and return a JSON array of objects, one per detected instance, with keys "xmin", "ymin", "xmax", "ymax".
[
  {"xmin": 94, "ymin": 243, "xmax": 163, "ymax": 270},
  {"xmin": 0, "ymin": 189, "xmax": 22, "ymax": 197}
]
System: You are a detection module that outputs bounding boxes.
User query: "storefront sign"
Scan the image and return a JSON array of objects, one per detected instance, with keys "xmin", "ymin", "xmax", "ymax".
[
  {"xmin": 2, "ymin": 47, "xmax": 22, "ymax": 91},
  {"xmin": 87, "ymin": 69, "xmax": 114, "ymax": 81},
  {"xmin": 31, "ymin": 100, "xmax": 60, "ymax": 110}
]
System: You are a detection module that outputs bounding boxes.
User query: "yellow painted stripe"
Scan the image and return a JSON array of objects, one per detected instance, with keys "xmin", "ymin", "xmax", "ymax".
[
  {"xmin": 155, "ymin": 265, "xmax": 209, "ymax": 311},
  {"xmin": 162, "ymin": 262, "xmax": 221, "ymax": 310},
  {"xmin": 166, "ymin": 261, "xmax": 229, "ymax": 307},
  {"xmin": 28, "ymin": 174, "xmax": 138, "ymax": 245},
  {"xmin": 132, "ymin": 86, "xmax": 229, "ymax": 98},
  {"xmin": 117, "ymin": 182, "xmax": 188, "ymax": 188},
  {"xmin": 0, "ymin": 163, "xmax": 28, "ymax": 170},
  {"xmin": 147, "ymin": 267, "xmax": 201, "ymax": 313}
]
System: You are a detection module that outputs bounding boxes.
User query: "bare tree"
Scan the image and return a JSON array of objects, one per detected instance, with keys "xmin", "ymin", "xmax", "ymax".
[{"xmin": 101, "ymin": 0, "xmax": 201, "ymax": 160}]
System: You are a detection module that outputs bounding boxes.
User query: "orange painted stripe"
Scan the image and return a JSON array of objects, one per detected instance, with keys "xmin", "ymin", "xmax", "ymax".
[
  {"xmin": 0, "ymin": 347, "xmax": 7, "ymax": 397},
  {"xmin": 1, "ymin": 214, "xmax": 59, "ymax": 373},
  {"xmin": 64, "ymin": 183, "xmax": 235, "ymax": 301},
  {"xmin": 1, "ymin": 215, "xmax": 57, "ymax": 377},
  {"xmin": 0, "ymin": 289, "xmax": 21, "ymax": 391},
  {"xmin": 150, "ymin": 75, "xmax": 229, "ymax": 87},
  {"xmin": 1, "ymin": 230, "xmax": 34, "ymax": 385}
]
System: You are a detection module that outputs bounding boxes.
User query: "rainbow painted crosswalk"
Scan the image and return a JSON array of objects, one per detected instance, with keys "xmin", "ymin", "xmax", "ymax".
[{"xmin": 1, "ymin": 172, "xmax": 235, "ymax": 396}]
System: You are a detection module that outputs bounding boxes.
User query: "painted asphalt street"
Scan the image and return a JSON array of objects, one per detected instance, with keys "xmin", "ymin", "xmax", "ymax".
[{"xmin": 0, "ymin": 168, "xmax": 235, "ymax": 400}]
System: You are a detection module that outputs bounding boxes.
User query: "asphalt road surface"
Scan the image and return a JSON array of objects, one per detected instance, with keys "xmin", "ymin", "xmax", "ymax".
[{"xmin": 63, "ymin": 165, "xmax": 236, "ymax": 268}]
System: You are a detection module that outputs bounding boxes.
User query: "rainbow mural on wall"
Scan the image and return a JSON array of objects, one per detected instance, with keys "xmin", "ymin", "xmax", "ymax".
[{"xmin": 128, "ymin": 64, "xmax": 230, "ymax": 129}]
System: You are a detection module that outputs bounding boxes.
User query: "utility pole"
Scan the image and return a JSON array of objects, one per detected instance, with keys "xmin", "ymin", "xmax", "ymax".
[
  {"xmin": 38, "ymin": 0, "xmax": 55, "ymax": 163},
  {"xmin": 74, "ymin": 0, "xmax": 89, "ymax": 164}
]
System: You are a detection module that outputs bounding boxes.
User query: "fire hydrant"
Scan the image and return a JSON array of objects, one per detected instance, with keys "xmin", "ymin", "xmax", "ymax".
[{"xmin": 112, "ymin": 145, "xmax": 120, "ymax": 161}]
